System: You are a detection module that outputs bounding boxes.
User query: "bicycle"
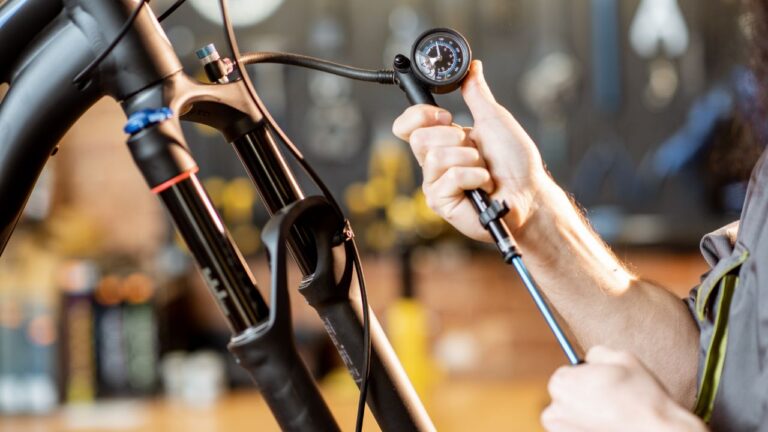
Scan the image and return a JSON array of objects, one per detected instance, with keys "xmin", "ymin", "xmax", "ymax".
[{"xmin": 0, "ymin": 1, "xmax": 580, "ymax": 430}]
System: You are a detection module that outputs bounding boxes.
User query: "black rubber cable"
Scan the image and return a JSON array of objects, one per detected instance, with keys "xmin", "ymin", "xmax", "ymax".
[
  {"xmin": 240, "ymin": 51, "xmax": 395, "ymax": 84},
  {"xmin": 158, "ymin": 0, "xmax": 187, "ymax": 22},
  {"xmin": 350, "ymin": 237, "xmax": 372, "ymax": 432}
]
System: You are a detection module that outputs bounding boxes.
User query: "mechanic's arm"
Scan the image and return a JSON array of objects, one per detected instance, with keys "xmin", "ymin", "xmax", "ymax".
[{"xmin": 392, "ymin": 60, "xmax": 699, "ymax": 407}]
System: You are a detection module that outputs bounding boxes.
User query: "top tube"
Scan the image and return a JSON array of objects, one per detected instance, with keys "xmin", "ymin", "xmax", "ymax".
[{"xmin": 0, "ymin": 0, "xmax": 62, "ymax": 82}]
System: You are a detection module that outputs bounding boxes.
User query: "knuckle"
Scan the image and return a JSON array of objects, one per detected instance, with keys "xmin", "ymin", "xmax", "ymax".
[
  {"xmin": 391, "ymin": 121, "xmax": 403, "ymax": 139},
  {"xmin": 447, "ymin": 126, "xmax": 466, "ymax": 145},
  {"xmin": 445, "ymin": 167, "xmax": 461, "ymax": 183},
  {"xmin": 540, "ymin": 406, "xmax": 558, "ymax": 430},
  {"xmin": 466, "ymin": 147, "xmax": 481, "ymax": 164},
  {"xmin": 409, "ymin": 129, "xmax": 428, "ymax": 154},
  {"xmin": 424, "ymin": 149, "xmax": 440, "ymax": 168},
  {"xmin": 417, "ymin": 107, "xmax": 434, "ymax": 125},
  {"xmin": 409, "ymin": 128, "xmax": 424, "ymax": 146}
]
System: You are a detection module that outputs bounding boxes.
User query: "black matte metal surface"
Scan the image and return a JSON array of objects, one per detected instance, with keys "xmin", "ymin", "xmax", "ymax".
[
  {"xmin": 159, "ymin": 176, "xmax": 269, "ymax": 333},
  {"xmin": 0, "ymin": 0, "xmax": 62, "ymax": 82},
  {"xmin": 62, "ymin": 0, "xmax": 182, "ymax": 100},
  {"xmin": 0, "ymin": 16, "xmax": 100, "ymax": 255},
  {"xmin": 232, "ymin": 128, "xmax": 318, "ymax": 275}
]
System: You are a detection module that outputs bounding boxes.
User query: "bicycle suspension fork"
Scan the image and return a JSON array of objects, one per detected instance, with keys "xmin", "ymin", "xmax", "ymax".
[
  {"xmin": 229, "ymin": 119, "xmax": 435, "ymax": 432},
  {"xmin": 125, "ymin": 117, "xmax": 340, "ymax": 431}
]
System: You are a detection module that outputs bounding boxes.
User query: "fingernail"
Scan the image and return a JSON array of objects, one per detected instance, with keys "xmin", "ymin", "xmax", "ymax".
[
  {"xmin": 436, "ymin": 110, "xmax": 452, "ymax": 124},
  {"xmin": 474, "ymin": 60, "xmax": 483, "ymax": 72}
]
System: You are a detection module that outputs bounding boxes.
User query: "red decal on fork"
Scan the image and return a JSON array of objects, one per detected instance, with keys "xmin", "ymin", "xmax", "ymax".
[{"xmin": 150, "ymin": 167, "xmax": 200, "ymax": 194}]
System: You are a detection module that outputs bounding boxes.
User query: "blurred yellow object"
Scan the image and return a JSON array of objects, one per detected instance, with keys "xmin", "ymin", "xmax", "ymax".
[
  {"xmin": 322, "ymin": 366, "xmax": 361, "ymax": 399},
  {"xmin": 368, "ymin": 139, "xmax": 414, "ymax": 190},
  {"xmin": 386, "ymin": 298, "xmax": 436, "ymax": 399},
  {"xmin": 222, "ymin": 177, "xmax": 256, "ymax": 224},
  {"xmin": 363, "ymin": 221, "xmax": 396, "ymax": 252},
  {"xmin": 230, "ymin": 223, "xmax": 261, "ymax": 255},
  {"xmin": 363, "ymin": 176, "xmax": 396, "ymax": 209},
  {"xmin": 47, "ymin": 206, "xmax": 103, "ymax": 257},
  {"xmin": 65, "ymin": 299, "xmax": 96, "ymax": 403},
  {"xmin": 173, "ymin": 230, "xmax": 189, "ymax": 254},
  {"xmin": 412, "ymin": 190, "xmax": 441, "ymax": 223},
  {"xmin": 386, "ymin": 195, "xmax": 418, "ymax": 232},
  {"xmin": 413, "ymin": 190, "xmax": 446, "ymax": 239},
  {"xmin": 203, "ymin": 177, "xmax": 227, "ymax": 206},
  {"xmin": 344, "ymin": 182, "xmax": 371, "ymax": 215}
]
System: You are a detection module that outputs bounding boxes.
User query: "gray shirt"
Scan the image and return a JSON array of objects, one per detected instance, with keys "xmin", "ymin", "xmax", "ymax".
[{"xmin": 686, "ymin": 149, "xmax": 768, "ymax": 430}]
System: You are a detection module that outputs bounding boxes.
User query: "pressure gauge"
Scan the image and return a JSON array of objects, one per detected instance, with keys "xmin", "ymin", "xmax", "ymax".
[{"xmin": 410, "ymin": 28, "xmax": 471, "ymax": 94}]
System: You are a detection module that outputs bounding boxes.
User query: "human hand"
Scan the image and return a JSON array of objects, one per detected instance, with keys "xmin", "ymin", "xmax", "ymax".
[
  {"xmin": 542, "ymin": 346, "xmax": 706, "ymax": 432},
  {"xmin": 392, "ymin": 60, "xmax": 551, "ymax": 241}
]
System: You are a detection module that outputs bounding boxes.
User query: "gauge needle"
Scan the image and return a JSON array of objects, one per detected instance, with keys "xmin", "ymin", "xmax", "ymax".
[{"xmin": 428, "ymin": 43, "xmax": 440, "ymax": 66}]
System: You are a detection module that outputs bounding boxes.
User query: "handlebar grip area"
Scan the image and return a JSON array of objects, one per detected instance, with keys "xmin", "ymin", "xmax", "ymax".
[{"xmin": 228, "ymin": 330, "xmax": 340, "ymax": 432}]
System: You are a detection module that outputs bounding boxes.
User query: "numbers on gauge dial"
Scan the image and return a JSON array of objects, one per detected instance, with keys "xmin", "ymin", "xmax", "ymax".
[{"xmin": 414, "ymin": 36, "xmax": 464, "ymax": 82}]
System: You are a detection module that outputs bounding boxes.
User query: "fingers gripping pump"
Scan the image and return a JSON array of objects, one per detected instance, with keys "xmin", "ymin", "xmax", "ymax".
[
  {"xmin": 239, "ymin": 27, "xmax": 583, "ymax": 366},
  {"xmin": 393, "ymin": 28, "xmax": 583, "ymax": 366}
]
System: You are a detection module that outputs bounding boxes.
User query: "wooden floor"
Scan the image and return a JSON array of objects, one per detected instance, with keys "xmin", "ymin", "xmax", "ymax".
[{"xmin": 0, "ymin": 379, "xmax": 548, "ymax": 432}]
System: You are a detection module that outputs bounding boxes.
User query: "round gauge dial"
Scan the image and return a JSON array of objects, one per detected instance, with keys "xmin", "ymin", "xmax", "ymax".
[{"xmin": 411, "ymin": 28, "xmax": 471, "ymax": 94}]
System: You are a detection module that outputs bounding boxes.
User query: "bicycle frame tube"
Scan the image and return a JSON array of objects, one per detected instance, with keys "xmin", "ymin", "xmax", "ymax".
[
  {"xmin": 0, "ymin": 0, "xmax": 181, "ymax": 254},
  {"xmin": 0, "ymin": 14, "xmax": 100, "ymax": 254},
  {"xmin": 0, "ymin": 0, "xmax": 62, "ymax": 82}
]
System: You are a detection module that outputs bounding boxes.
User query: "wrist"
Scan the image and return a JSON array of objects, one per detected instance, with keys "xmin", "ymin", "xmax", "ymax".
[{"xmin": 503, "ymin": 172, "xmax": 567, "ymax": 240}]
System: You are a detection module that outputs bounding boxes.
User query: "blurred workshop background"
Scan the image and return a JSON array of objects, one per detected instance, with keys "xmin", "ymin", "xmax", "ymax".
[{"xmin": 0, "ymin": 0, "xmax": 759, "ymax": 430}]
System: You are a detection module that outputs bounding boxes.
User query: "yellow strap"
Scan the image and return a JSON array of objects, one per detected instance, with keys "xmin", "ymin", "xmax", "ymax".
[
  {"xmin": 693, "ymin": 273, "xmax": 738, "ymax": 422},
  {"xmin": 696, "ymin": 250, "xmax": 748, "ymax": 320}
]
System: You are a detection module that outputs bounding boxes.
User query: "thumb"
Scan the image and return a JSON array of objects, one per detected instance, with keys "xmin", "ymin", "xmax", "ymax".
[{"xmin": 461, "ymin": 60, "xmax": 498, "ymax": 121}]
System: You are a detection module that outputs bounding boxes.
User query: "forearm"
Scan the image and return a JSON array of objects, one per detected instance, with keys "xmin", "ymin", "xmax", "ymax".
[{"xmin": 510, "ymin": 178, "xmax": 699, "ymax": 406}]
